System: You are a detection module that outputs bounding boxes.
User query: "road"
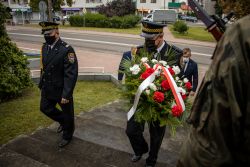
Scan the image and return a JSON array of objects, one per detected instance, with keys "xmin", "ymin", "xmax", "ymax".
[{"xmin": 6, "ymin": 26, "xmax": 214, "ymax": 78}]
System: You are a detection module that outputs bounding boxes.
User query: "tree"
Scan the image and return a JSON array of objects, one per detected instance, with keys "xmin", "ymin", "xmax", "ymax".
[
  {"xmin": 97, "ymin": 0, "xmax": 136, "ymax": 17},
  {"xmin": 29, "ymin": 0, "xmax": 73, "ymax": 12},
  {"xmin": 218, "ymin": 0, "xmax": 250, "ymax": 18},
  {"xmin": 0, "ymin": 3, "xmax": 32, "ymax": 102},
  {"xmin": 214, "ymin": 0, "xmax": 223, "ymax": 17}
]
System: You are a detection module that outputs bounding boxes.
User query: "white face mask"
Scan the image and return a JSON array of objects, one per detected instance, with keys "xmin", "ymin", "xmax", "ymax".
[{"xmin": 183, "ymin": 57, "xmax": 189, "ymax": 63}]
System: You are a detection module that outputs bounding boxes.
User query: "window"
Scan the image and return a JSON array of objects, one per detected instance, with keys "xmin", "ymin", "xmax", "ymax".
[
  {"xmin": 151, "ymin": 0, "xmax": 156, "ymax": 3},
  {"xmin": 140, "ymin": 0, "xmax": 146, "ymax": 3}
]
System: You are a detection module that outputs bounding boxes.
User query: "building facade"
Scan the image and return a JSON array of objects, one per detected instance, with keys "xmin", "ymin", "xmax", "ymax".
[{"xmin": 1, "ymin": 0, "xmax": 32, "ymax": 24}]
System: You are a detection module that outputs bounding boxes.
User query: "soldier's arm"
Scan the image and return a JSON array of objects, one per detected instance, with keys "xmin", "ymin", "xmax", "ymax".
[{"xmin": 62, "ymin": 46, "xmax": 78, "ymax": 99}]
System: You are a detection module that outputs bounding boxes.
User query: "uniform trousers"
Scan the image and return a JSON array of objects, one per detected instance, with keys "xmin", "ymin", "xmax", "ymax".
[
  {"xmin": 40, "ymin": 95, "xmax": 75, "ymax": 140},
  {"xmin": 126, "ymin": 116, "xmax": 166, "ymax": 166}
]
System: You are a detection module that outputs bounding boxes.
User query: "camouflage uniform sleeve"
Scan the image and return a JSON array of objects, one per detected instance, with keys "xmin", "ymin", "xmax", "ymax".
[{"xmin": 62, "ymin": 46, "xmax": 78, "ymax": 99}]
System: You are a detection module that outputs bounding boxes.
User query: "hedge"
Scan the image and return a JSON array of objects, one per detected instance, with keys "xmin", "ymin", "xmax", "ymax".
[{"xmin": 69, "ymin": 13, "xmax": 140, "ymax": 28}]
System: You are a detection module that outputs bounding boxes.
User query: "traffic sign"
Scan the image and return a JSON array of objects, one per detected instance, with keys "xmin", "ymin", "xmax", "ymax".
[
  {"xmin": 39, "ymin": 1, "xmax": 47, "ymax": 12},
  {"xmin": 83, "ymin": 7, "xmax": 87, "ymax": 14}
]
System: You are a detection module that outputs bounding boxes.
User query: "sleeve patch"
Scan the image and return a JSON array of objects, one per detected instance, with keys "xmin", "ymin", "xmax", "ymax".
[{"xmin": 68, "ymin": 53, "xmax": 75, "ymax": 63}]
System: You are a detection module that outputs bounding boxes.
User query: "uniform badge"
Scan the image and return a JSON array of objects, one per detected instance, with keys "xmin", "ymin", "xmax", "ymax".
[{"xmin": 68, "ymin": 53, "xmax": 75, "ymax": 63}]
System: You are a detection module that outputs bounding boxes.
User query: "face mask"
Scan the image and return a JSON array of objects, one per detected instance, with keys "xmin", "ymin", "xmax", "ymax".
[
  {"xmin": 44, "ymin": 35, "xmax": 56, "ymax": 45},
  {"xmin": 183, "ymin": 57, "xmax": 189, "ymax": 63},
  {"xmin": 145, "ymin": 39, "xmax": 157, "ymax": 53}
]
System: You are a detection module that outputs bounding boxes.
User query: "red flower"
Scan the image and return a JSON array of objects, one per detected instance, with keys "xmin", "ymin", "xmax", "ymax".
[
  {"xmin": 185, "ymin": 82, "xmax": 192, "ymax": 90},
  {"xmin": 168, "ymin": 67, "xmax": 175, "ymax": 76},
  {"xmin": 181, "ymin": 93, "xmax": 187, "ymax": 100},
  {"xmin": 140, "ymin": 68, "xmax": 155, "ymax": 80},
  {"xmin": 171, "ymin": 105, "xmax": 183, "ymax": 117},
  {"xmin": 146, "ymin": 68, "xmax": 155, "ymax": 74},
  {"xmin": 161, "ymin": 80, "xmax": 170, "ymax": 91},
  {"xmin": 153, "ymin": 91, "xmax": 165, "ymax": 103}
]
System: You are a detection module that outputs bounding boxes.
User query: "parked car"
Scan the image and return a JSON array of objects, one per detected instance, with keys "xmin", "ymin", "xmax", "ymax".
[
  {"xmin": 185, "ymin": 16, "xmax": 198, "ymax": 22},
  {"xmin": 63, "ymin": 15, "xmax": 70, "ymax": 21},
  {"xmin": 53, "ymin": 15, "xmax": 60, "ymax": 22},
  {"xmin": 178, "ymin": 15, "xmax": 198, "ymax": 22}
]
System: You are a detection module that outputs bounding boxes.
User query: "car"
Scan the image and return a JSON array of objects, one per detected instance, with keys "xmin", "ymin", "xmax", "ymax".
[
  {"xmin": 178, "ymin": 15, "xmax": 198, "ymax": 22},
  {"xmin": 53, "ymin": 15, "xmax": 60, "ymax": 22},
  {"xmin": 63, "ymin": 15, "xmax": 70, "ymax": 21},
  {"xmin": 185, "ymin": 16, "xmax": 198, "ymax": 22}
]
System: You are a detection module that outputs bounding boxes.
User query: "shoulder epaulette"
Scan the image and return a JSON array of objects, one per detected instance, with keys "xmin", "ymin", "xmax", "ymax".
[{"xmin": 61, "ymin": 41, "xmax": 70, "ymax": 48}]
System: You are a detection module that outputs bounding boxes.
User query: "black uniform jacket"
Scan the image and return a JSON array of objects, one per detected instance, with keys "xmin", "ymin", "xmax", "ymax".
[
  {"xmin": 39, "ymin": 38, "xmax": 78, "ymax": 100},
  {"xmin": 118, "ymin": 41, "xmax": 182, "ymax": 80}
]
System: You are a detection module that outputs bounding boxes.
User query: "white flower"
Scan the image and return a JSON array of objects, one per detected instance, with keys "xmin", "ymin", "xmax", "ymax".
[
  {"xmin": 149, "ymin": 83, "xmax": 157, "ymax": 91},
  {"xmin": 172, "ymin": 65, "xmax": 181, "ymax": 75},
  {"xmin": 145, "ymin": 89, "xmax": 150, "ymax": 95},
  {"xmin": 159, "ymin": 60, "xmax": 167, "ymax": 67},
  {"xmin": 129, "ymin": 64, "xmax": 141, "ymax": 75},
  {"xmin": 141, "ymin": 57, "xmax": 148, "ymax": 63},
  {"xmin": 178, "ymin": 87, "xmax": 186, "ymax": 95},
  {"xmin": 151, "ymin": 59, "xmax": 158, "ymax": 64},
  {"xmin": 183, "ymin": 78, "xmax": 189, "ymax": 83},
  {"xmin": 175, "ymin": 77, "xmax": 180, "ymax": 81}
]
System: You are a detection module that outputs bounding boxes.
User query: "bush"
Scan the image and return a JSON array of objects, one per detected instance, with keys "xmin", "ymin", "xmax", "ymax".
[
  {"xmin": 0, "ymin": 3, "xmax": 32, "ymax": 102},
  {"xmin": 0, "ymin": 38, "xmax": 32, "ymax": 101},
  {"xmin": 69, "ymin": 13, "xmax": 140, "ymax": 29},
  {"xmin": 173, "ymin": 21, "xmax": 189, "ymax": 34}
]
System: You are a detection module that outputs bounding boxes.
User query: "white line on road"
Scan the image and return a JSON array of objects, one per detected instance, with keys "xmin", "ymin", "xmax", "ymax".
[{"xmin": 10, "ymin": 32, "xmax": 212, "ymax": 57}]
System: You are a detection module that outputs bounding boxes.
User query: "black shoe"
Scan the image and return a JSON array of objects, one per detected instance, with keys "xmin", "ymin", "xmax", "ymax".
[
  {"xmin": 131, "ymin": 154, "xmax": 142, "ymax": 162},
  {"xmin": 57, "ymin": 125, "xmax": 63, "ymax": 133},
  {"xmin": 58, "ymin": 139, "xmax": 71, "ymax": 148}
]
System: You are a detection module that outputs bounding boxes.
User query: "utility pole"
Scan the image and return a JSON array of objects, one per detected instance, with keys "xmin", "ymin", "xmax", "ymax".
[
  {"xmin": 164, "ymin": 0, "xmax": 165, "ymax": 9},
  {"xmin": 47, "ymin": 0, "xmax": 53, "ymax": 22}
]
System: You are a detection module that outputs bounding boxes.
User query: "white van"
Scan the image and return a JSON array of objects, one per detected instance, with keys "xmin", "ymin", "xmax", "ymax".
[{"xmin": 143, "ymin": 9, "xmax": 177, "ymax": 24}]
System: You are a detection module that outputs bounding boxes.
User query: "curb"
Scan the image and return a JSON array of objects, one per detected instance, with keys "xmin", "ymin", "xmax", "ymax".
[{"xmin": 31, "ymin": 73, "xmax": 121, "ymax": 87}]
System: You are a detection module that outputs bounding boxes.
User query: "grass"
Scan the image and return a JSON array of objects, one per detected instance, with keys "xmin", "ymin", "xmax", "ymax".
[
  {"xmin": 24, "ymin": 23, "xmax": 141, "ymax": 35},
  {"xmin": 0, "ymin": 81, "xmax": 122, "ymax": 145},
  {"xmin": 169, "ymin": 25, "xmax": 215, "ymax": 42}
]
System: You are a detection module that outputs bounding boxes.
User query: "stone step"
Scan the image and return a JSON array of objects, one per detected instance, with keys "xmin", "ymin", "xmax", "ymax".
[
  {"xmin": 30, "ymin": 128, "xmax": 169, "ymax": 167},
  {"xmin": 0, "ymin": 147, "xmax": 49, "ymax": 167},
  {"xmin": 72, "ymin": 117, "xmax": 179, "ymax": 166},
  {"xmin": 3, "ymin": 134, "xmax": 103, "ymax": 167},
  {"xmin": 78, "ymin": 106, "xmax": 188, "ymax": 154}
]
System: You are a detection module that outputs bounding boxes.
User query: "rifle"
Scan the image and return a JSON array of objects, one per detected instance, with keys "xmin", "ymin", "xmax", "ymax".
[{"xmin": 187, "ymin": 0, "xmax": 234, "ymax": 41}]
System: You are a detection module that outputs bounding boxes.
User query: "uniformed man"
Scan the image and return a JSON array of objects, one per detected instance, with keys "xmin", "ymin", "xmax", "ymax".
[
  {"xmin": 119, "ymin": 21, "xmax": 182, "ymax": 167},
  {"xmin": 177, "ymin": 15, "xmax": 250, "ymax": 167},
  {"xmin": 38, "ymin": 21, "xmax": 78, "ymax": 148}
]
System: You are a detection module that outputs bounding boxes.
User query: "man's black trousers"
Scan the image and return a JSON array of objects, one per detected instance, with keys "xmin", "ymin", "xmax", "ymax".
[
  {"xmin": 126, "ymin": 116, "xmax": 166, "ymax": 166},
  {"xmin": 40, "ymin": 96, "xmax": 75, "ymax": 140}
]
